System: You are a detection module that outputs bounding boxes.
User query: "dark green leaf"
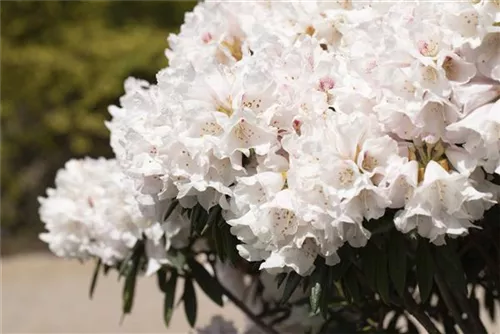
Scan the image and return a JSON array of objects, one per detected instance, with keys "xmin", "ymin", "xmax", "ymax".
[
  {"xmin": 183, "ymin": 277, "xmax": 197, "ymax": 328},
  {"xmin": 103, "ymin": 264, "xmax": 111, "ymax": 276},
  {"xmin": 376, "ymin": 248, "xmax": 390, "ymax": 304},
  {"xmin": 166, "ymin": 250, "xmax": 186, "ymax": 272},
  {"xmin": 485, "ymin": 289, "xmax": 495, "ymax": 321},
  {"xmin": 122, "ymin": 259, "xmax": 139, "ymax": 314},
  {"xmin": 443, "ymin": 314, "xmax": 459, "ymax": 334},
  {"xmin": 223, "ymin": 225, "xmax": 239, "ymax": 265},
  {"xmin": 361, "ymin": 244, "xmax": 378, "ymax": 290},
  {"xmin": 188, "ymin": 258, "xmax": 223, "ymax": 306},
  {"xmin": 157, "ymin": 267, "xmax": 167, "ymax": 293},
  {"xmin": 192, "ymin": 205, "xmax": 208, "ymax": 236},
  {"xmin": 416, "ymin": 239, "xmax": 434, "ymax": 304},
  {"xmin": 118, "ymin": 249, "xmax": 135, "ymax": 280},
  {"xmin": 122, "ymin": 243, "xmax": 144, "ymax": 315},
  {"xmin": 281, "ymin": 272, "xmax": 302, "ymax": 304},
  {"xmin": 388, "ymin": 231, "xmax": 407, "ymax": 297},
  {"xmin": 163, "ymin": 271, "xmax": 178, "ymax": 327},
  {"xmin": 89, "ymin": 258, "xmax": 101, "ymax": 299},
  {"xmin": 163, "ymin": 199, "xmax": 179, "ymax": 222},
  {"xmin": 343, "ymin": 267, "xmax": 361, "ymax": 303},
  {"xmin": 212, "ymin": 221, "xmax": 226, "ymax": 262},
  {"xmin": 202, "ymin": 205, "xmax": 221, "ymax": 236},
  {"xmin": 433, "ymin": 243, "xmax": 466, "ymax": 296},
  {"xmin": 190, "ymin": 204, "xmax": 206, "ymax": 236},
  {"xmin": 276, "ymin": 273, "xmax": 287, "ymax": 289},
  {"xmin": 310, "ymin": 281, "xmax": 322, "ymax": 314}
]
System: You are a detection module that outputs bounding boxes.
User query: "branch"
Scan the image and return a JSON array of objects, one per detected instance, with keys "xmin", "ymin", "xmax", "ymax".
[
  {"xmin": 217, "ymin": 279, "xmax": 280, "ymax": 334},
  {"xmin": 403, "ymin": 291, "xmax": 441, "ymax": 334}
]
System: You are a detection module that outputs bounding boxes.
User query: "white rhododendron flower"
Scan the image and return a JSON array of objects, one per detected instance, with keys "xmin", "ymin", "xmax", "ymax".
[
  {"xmin": 45, "ymin": 1, "xmax": 500, "ymax": 277},
  {"xmin": 39, "ymin": 158, "xmax": 190, "ymax": 266}
]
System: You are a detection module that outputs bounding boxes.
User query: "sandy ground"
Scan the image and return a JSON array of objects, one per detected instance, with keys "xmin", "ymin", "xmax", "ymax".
[
  {"xmin": 1, "ymin": 253, "xmax": 247, "ymax": 334},
  {"xmin": 2, "ymin": 253, "xmax": 499, "ymax": 334}
]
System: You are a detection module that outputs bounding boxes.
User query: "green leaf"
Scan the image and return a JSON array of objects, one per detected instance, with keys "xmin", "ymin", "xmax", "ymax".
[
  {"xmin": 192, "ymin": 205, "xmax": 208, "ymax": 236},
  {"xmin": 89, "ymin": 258, "xmax": 101, "ymax": 299},
  {"xmin": 376, "ymin": 247, "xmax": 390, "ymax": 305},
  {"xmin": 188, "ymin": 258, "xmax": 223, "ymax": 306},
  {"xmin": 416, "ymin": 239, "xmax": 434, "ymax": 304},
  {"xmin": 163, "ymin": 199, "xmax": 179, "ymax": 222},
  {"xmin": 118, "ymin": 248, "xmax": 135, "ymax": 280},
  {"xmin": 310, "ymin": 280, "xmax": 322, "ymax": 314},
  {"xmin": 276, "ymin": 273, "xmax": 287, "ymax": 289},
  {"xmin": 388, "ymin": 231, "xmax": 407, "ymax": 297},
  {"xmin": 343, "ymin": 267, "xmax": 361, "ymax": 303},
  {"xmin": 190, "ymin": 204, "xmax": 207, "ymax": 236},
  {"xmin": 485, "ymin": 289, "xmax": 496, "ymax": 321},
  {"xmin": 433, "ymin": 243, "xmax": 466, "ymax": 295},
  {"xmin": 222, "ymin": 224, "xmax": 239, "ymax": 265},
  {"xmin": 281, "ymin": 272, "xmax": 302, "ymax": 305},
  {"xmin": 361, "ymin": 244, "xmax": 378, "ymax": 290},
  {"xmin": 183, "ymin": 277, "xmax": 197, "ymax": 328},
  {"xmin": 166, "ymin": 250, "xmax": 186, "ymax": 272},
  {"xmin": 157, "ymin": 267, "xmax": 167, "ymax": 293},
  {"xmin": 103, "ymin": 264, "xmax": 111, "ymax": 276},
  {"xmin": 202, "ymin": 205, "xmax": 221, "ymax": 236},
  {"xmin": 122, "ymin": 242, "xmax": 144, "ymax": 315},
  {"xmin": 122, "ymin": 258, "xmax": 139, "ymax": 314},
  {"xmin": 163, "ymin": 271, "xmax": 178, "ymax": 327},
  {"xmin": 212, "ymin": 220, "xmax": 226, "ymax": 262}
]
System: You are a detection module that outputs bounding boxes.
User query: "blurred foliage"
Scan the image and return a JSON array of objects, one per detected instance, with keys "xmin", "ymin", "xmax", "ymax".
[{"xmin": 0, "ymin": 1, "xmax": 196, "ymax": 254}]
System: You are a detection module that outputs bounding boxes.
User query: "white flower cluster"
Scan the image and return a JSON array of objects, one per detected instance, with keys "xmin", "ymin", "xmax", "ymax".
[
  {"xmin": 57, "ymin": 1, "xmax": 498, "ymax": 276},
  {"xmin": 38, "ymin": 158, "xmax": 190, "ymax": 266}
]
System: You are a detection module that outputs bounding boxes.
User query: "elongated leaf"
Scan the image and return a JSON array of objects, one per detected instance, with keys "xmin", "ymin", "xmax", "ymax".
[
  {"xmin": 164, "ymin": 271, "xmax": 178, "ymax": 327},
  {"xmin": 183, "ymin": 277, "xmax": 197, "ymax": 327},
  {"xmin": 281, "ymin": 272, "xmax": 302, "ymax": 304},
  {"xmin": 320, "ymin": 267, "xmax": 333, "ymax": 319},
  {"xmin": 202, "ymin": 205, "xmax": 221, "ymax": 236},
  {"xmin": 163, "ymin": 200, "xmax": 179, "ymax": 222},
  {"xmin": 276, "ymin": 273, "xmax": 287, "ymax": 289},
  {"xmin": 416, "ymin": 239, "xmax": 434, "ymax": 304},
  {"xmin": 388, "ymin": 231, "xmax": 407, "ymax": 297},
  {"xmin": 376, "ymin": 248, "xmax": 390, "ymax": 304},
  {"xmin": 344, "ymin": 267, "xmax": 361, "ymax": 303},
  {"xmin": 310, "ymin": 281, "xmax": 322, "ymax": 314},
  {"xmin": 192, "ymin": 206, "xmax": 208, "ymax": 236},
  {"xmin": 157, "ymin": 267, "xmax": 167, "ymax": 293},
  {"xmin": 485, "ymin": 289, "xmax": 495, "ymax": 321},
  {"xmin": 89, "ymin": 258, "xmax": 101, "ymax": 299},
  {"xmin": 361, "ymin": 244, "xmax": 378, "ymax": 290},
  {"xmin": 223, "ymin": 224, "xmax": 239, "ymax": 264},
  {"xmin": 212, "ymin": 221, "xmax": 226, "ymax": 262},
  {"xmin": 118, "ymin": 249, "xmax": 135, "ymax": 280},
  {"xmin": 122, "ymin": 243, "xmax": 143, "ymax": 315},
  {"xmin": 190, "ymin": 205, "xmax": 205, "ymax": 236},
  {"xmin": 433, "ymin": 244, "xmax": 466, "ymax": 295},
  {"xmin": 188, "ymin": 259, "xmax": 223, "ymax": 306},
  {"xmin": 122, "ymin": 258, "xmax": 139, "ymax": 314},
  {"xmin": 166, "ymin": 250, "xmax": 186, "ymax": 272},
  {"xmin": 103, "ymin": 264, "xmax": 111, "ymax": 276}
]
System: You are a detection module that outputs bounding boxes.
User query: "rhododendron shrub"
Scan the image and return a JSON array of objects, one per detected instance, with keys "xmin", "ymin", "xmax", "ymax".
[{"xmin": 39, "ymin": 1, "xmax": 500, "ymax": 333}]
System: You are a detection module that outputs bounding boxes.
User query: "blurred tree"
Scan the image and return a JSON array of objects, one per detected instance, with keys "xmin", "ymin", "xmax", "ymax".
[{"xmin": 1, "ymin": 1, "xmax": 196, "ymax": 254}]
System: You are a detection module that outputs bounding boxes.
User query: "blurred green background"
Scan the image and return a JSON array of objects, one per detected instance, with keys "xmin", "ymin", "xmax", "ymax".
[{"xmin": 1, "ymin": 1, "xmax": 196, "ymax": 255}]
